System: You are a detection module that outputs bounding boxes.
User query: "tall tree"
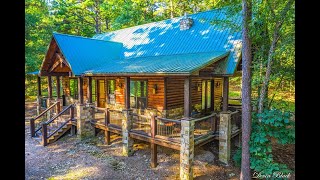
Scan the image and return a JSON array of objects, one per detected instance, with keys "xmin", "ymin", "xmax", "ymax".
[
  {"xmin": 240, "ymin": 0, "xmax": 252, "ymax": 179},
  {"xmin": 25, "ymin": 0, "xmax": 53, "ymax": 73},
  {"xmin": 257, "ymin": 0, "xmax": 294, "ymax": 114}
]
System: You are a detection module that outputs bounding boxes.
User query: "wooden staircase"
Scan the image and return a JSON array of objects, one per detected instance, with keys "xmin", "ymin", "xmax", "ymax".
[
  {"xmin": 33, "ymin": 123, "xmax": 73, "ymax": 144},
  {"xmin": 30, "ymin": 102, "xmax": 76, "ymax": 146}
]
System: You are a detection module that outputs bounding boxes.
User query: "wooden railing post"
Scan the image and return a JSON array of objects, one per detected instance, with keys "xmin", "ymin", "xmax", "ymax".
[
  {"xmin": 70, "ymin": 105, "xmax": 74, "ymax": 120},
  {"xmin": 30, "ymin": 118, "xmax": 35, "ymax": 137},
  {"xmin": 42, "ymin": 123, "xmax": 48, "ymax": 146},
  {"xmin": 105, "ymin": 108, "xmax": 110, "ymax": 126},
  {"xmin": 70, "ymin": 105, "xmax": 76, "ymax": 135},
  {"xmin": 150, "ymin": 115, "xmax": 158, "ymax": 168},
  {"xmin": 211, "ymin": 115, "xmax": 216, "ymax": 132},
  {"xmin": 56, "ymin": 101, "xmax": 61, "ymax": 114},
  {"xmin": 105, "ymin": 108, "xmax": 111, "ymax": 145}
]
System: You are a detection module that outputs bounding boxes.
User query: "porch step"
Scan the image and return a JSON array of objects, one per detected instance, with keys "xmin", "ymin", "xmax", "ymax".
[
  {"xmin": 32, "ymin": 123, "xmax": 74, "ymax": 145},
  {"xmin": 47, "ymin": 124, "xmax": 72, "ymax": 144}
]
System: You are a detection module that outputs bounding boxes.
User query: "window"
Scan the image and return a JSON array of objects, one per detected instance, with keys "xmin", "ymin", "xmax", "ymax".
[
  {"xmin": 69, "ymin": 78, "xmax": 78, "ymax": 99},
  {"xmin": 201, "ymin": 80, "xmax": 212, "ymax": 110},
  {"xmin": 130, "ymin": 80, "xmax": 147, "ymax": 109},
  {"xmin": 107, "ymin": 80, "xmax": 116, "ymax": 104}
]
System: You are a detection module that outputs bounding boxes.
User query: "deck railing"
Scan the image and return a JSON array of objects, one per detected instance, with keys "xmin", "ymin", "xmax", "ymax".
[
  {"xmin": 230, "ymin": 110, "xmax": 241, "ymax": 133},
  {"xmin": 92, "ymin": 107, "xmax": 107, "ymax": 125},
  {"xmin": 30, "ymin": 101, "xmax": 61, "ymax": 137},
  {"xmin": 193, "ymin": 112, "xmax": 218, "ymax": 141},
  {"xmin": 91, "ymin": 107, "xmax": 123, "ymax": 128},
  {"xmin": 155, "ymin": 117, "xmax": 181, "ymax": 143},
  {"xmin": 108, "ymin": 109, "xmax": 123, "ymax": 128},
  {"xmin": 130, "ymin": 113, "xmax": 151, "ymax": 135}
]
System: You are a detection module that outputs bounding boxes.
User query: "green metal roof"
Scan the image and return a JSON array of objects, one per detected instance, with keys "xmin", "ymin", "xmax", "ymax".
[
  {"xmin": 53, "ymin": 33, "xmax": 123, "ymax": 75},
  {"xmin": 93, "ymin": 7, "xmax": 242, "ymax": 75},
  {"xmin": 84, "ymin": 51, "xmax": 229, "ymax": 75},
  {"xmin": 36, "ymin": 6, "xmax": 241, "ymax": 76}
]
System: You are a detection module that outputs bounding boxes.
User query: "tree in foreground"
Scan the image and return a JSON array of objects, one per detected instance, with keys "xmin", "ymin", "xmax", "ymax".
[{"xmin": 240, "ymin": 0, "xmax": 252, "ymax": 179}]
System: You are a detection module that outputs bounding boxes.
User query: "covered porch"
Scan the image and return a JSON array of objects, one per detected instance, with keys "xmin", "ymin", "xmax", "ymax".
[{"xmin": 29, "ymin": 32, "xmax": 242, "ymax": 180}]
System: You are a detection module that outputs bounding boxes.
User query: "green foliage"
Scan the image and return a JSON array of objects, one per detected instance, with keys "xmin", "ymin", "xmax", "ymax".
[
  {"xmin": 233, "ymin": 107, "xmax": 295, "ymax": 174},
  {"xmin": 25, "ymin": 0, "xmax": 53, "ymax": 73}
]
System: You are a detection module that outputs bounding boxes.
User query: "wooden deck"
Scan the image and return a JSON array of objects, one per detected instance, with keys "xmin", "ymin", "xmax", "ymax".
[{"xmin": 90, "ymin": 119, "xmax": 241, "ymax": 151}]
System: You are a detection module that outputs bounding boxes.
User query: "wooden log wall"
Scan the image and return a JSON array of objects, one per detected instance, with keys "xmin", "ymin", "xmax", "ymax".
[
  {"xmin": 146, "ymin": 78, "xmax": 164, "ymax": 111},
  {"xmin": 166, "ymin": 77, "xmax": 223, "ymax": 110},
  {"xmin": 166, "ymin": 77, "xmax": 184, "ymax": 110}
]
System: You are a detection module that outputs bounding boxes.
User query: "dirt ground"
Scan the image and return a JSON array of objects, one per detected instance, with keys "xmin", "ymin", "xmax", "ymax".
[{"xmin": 25, "ymin": 102, "xmax": 295, "ymax": 180}]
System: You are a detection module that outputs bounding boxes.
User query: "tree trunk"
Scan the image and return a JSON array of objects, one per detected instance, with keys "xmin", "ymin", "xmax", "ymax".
[
  {"xmin": 240, "ymin": 0, "xmax": 252, "ymax": 179},
  {"xmin": 94, "ymin": 1, "xmax": 101, "ymax": 34},
  {"xmin": 170, "ymin": 0, "xmax": 174, "ymax": 18},
  {"xmin": 257, "ymin": 0, "xmax": 294, "ymax": 114},
  {"xmin": 105, "ymin": 18, "xmax": 109, "ymax": 30}
]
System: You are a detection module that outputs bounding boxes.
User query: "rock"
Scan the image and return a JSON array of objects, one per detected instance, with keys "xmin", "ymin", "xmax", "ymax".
[
  {"xmin": 194, "ymin": 149, "xmax": 215, "ymax": 165},
  {"xmin": 229, "ymin": 173, "xmax": 235, "ymax": 177}
]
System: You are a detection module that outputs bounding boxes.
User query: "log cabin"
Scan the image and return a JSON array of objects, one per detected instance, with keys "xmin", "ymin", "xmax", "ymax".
[{"xmin": 27, "ymin": 7, "xmax": 242, "ymax": 178}]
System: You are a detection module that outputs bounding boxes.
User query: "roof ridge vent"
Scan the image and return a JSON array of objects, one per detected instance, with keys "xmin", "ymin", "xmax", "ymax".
[{"xmin": 180, "ymin": 12, "xmax": 193, "ymax": 30}]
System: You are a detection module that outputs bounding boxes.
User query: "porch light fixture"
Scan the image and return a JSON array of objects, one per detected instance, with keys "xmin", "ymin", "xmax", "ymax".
[
  {"xmin": 215, "ymin": 81, "xmax": 220, "ymax": 88},
  {"xmin": 152, "ymin": 84, "xmax": 158, "ymax": 94},
  {"xmin": 118, "ymin": 82, "xmax": 123, "ymax": 88}
]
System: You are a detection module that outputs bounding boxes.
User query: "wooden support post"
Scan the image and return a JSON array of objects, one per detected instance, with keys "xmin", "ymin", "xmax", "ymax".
[
  {"xmin": 163, "ymin": 77, "xmax": 167, "ymax": 111},
  {"xmin": 105, "ymin": 108, "xmax": 110, "ymax": 126},
  {"xmin": 211, "ymin": 79, "xmax": 215, "ymax": 111},
  {"xmin": 56, "ymin": 101, "xmax": 61, "ymax": 114},
  {"xmin": 88, "ymin": 77, "xmax": 92, "ymax": 103},
  {"xmin": 71, "ymin": 125, "xmax": 76, "ymax": 136},
  {"xmin": 30, "ymin": 118, "xmax": 35, "ymax": 137},
  {"xmin": 150, "ymin": 115, "xmax": 158, "ymax": 168},
  {"xmin": 211, "ymin": 115, "xmax": 216, "ymax": 132},
  {"xmin": 124, "ymin": 77, "xmax": 130, "ymax": 109},
  {"xmin": 70, "ymin": 106, "xmax": 75, "ymax": 135},
  {"xmin": 70, "ymin": 105, "xmax": 74, "ymax": 120},
  {"xmin": 105, "ymin": 108, "xmax": 111, "ymax": 145},
  {"xmin": 56, "ymin": 76, "xmax": 60, "ymax": 99},
  {"xmin": 78, "ymin": 77, "xmax": 84, "ymax": 104},
  {"xmin": 223, "ymin": 77, "xmax": 229, "ymax": 112},
  {"xmin": 184, "ymin": 76, "xmax": 192, "ymax": 118},
  {"xmin": 48, "ymin": 76, "xmax": 52, "ymax": 99},
  {"xmin": 105, "ymin": 130, "xmax": 111, "ymax": 145},
  {"xmin": 42, "ymin": 123, "xmax": 48, "ymax": 146},
  {"xmin": 204, "ymin": 80, "xmax": 207, "ymax": 112},
  {"xmin": 37, "ymin": 76, "xmax": 41, "ymax": 96}
]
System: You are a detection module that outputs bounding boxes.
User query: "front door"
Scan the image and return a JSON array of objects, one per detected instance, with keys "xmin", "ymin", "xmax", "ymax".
[{"xmin": 97, "ymin": 79, "xmax": 106, "ymax": 107}]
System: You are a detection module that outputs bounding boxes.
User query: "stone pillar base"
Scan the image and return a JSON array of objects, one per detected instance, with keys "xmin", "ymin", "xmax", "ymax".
[
  {"xmin": 76, "ymin": 103, "xmax": 95, "ymax": 140},
  {"xmin": 180, "ymin": 119, "xmax": 195, "ymax": 180},
  {"xmin": 36, "ymin": 96, "xmax": 41, "ymax": 115},
  {"xmin": 122, "ymin": 109, "xmax": 134, "ymax": 156},
  {"xmin": 219, "ymin": 112, "xmax": 231, "ymax": 165}
]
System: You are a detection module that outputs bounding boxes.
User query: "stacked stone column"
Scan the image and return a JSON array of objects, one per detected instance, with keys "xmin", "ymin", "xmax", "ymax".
[
  {"xmin": 219, "ymin": 112, "xmax": 231, "ymax": 165},
  {"xmin": 180, "ymin": 119, "xmax": 195, "ymax": 180},
  {"xmin": 76, "ymin": 103, "xmax": 95, "ymax": 139},
  {"xmin": 122, "ymin": 109, "xmax": 134, "ymax": 156},
  {"xmin": 36, "ymin": 95, "xmax": 42, "ymax": 115}
]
